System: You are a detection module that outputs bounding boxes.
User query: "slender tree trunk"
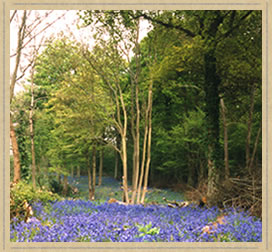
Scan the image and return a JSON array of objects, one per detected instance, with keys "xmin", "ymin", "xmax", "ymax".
[
  {"xmin": 130, "ymin": 77, "xmax": 136, "ymax": 193},
  {"xmin": 198, "ymin": 156, "xmax": 205, "ymax": 184},
  {"xmin": 114, "ymin": 149, "xmax": 119, "ymax": 179},
  {"xmin": 249, "ymin": 125, "xmax": 261, "ymax": 172},
  {"xmin": 86, "ymin": 153, "xmax": 93, "ymax": 200},
  {"xmin": 98, "ymin": 149, "xmax": 103, "ymax": 186},
  {"xmin": 121, "ymin": 135, "xmax": 129, "ymax": 203},
  {"xmin": 71, "ymin": 166, "xmax": 74, "ymax": 178},
  {"xmin": 58, "ymin": 166, "xmax": 61, "ymax": 185},
  {"xmin": 220, "ymin": 98, "xmax": 229, "ymax": 179},
  {"xmin": 10, "ymin": 12, "xmax": 26, "ymax": 183},
  {"xmin": 29, "ymin": 66, "xmax": 36, "ymax": 189},
  {"xmin": 10, "ymin": 116, "xmax": 21, "ymax": 183},
  {"xmin": 187, "ymin": 152, "xmax": 195, "ymax": 187},
  {"xmin": 63, "ymin": 174, "xmax": 68, "ymax": 196},
  {"xmin": 10, "ymin": 11, "xmax": 27, "ymax": 103},
  {"xmin": 246, "ymin": 86, "xmax": 255, "ymax": 173},
  {"xmin": 91, "ymin": 145, "xmax": 97, "ymax": 200},
  {"xmin": 84, "ymin": 41, "xmax": 130, "ymax": 203},
  {"xmin": 207, "ymin": 145, "xmax": 217, "ymax": 197},
  {"xmin": 131, "ymin": 20, "xmax": 142, "ymax": 204},
  {"xmin": 77, "ymin": 165, "xmax": 80, "ymax": 178},
  {"xmin": 37, "ymin": 163, "xmax": 40, "ymax": 180},
  {"xmin": 117, "ymin": 84, "xmax": 129, "ymax": 203},
  {"xmin": 137, "ymin": 100, "xmax": 149, "ymax": 204},
  {"xmin": 131, "ymin": 82, "xmax": 140, "ymax": 204},
  {"xmin": 140, "ymin": 82, "xmax": 153, "ymax": 204}
]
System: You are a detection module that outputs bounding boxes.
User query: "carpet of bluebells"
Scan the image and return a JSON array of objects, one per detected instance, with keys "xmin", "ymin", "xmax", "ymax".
[{"xmin": 10, "ymin": 176, "xmax": 262, "ymax": 242}]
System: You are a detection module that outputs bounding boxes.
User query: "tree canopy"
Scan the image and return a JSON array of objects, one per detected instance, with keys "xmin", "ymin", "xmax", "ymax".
[{"xmin": 10, "ymin": 10, "xmax": 261, "ymax": 210}]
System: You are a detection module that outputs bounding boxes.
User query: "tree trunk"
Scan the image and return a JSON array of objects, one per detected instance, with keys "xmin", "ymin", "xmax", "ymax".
[
  {"xmin": 246, "ymin": 86, "xmax": 255, "ymax": 174},
  {"xmin": 29, "ymin": 65, "xmax": 36, "ymax": 189},
  {"xmin": 198, "ymin": 156, "xmax": 205, "ymax": 184},
  {"xmin": 130, "ymin": 20, "xmax": 142, "ymax": 205},
  {"xmin": 249, "ymin": 125, "xmax": 261, "ymax": 172},
  {"xmin": 140, "ymin": 82, "xmax": 153, "ymax": 204},
  {"xmin": 63, "ymin": 174, "xmax": 68, "ymax": 196},
  {"xmin": 136, "ymin": 88, "xmax": 152, "ymax": 204},
  {"xmin": 118, "ymin": 84, "xmax": 129, "ymax": 203},
  {"xmin": 77, "ymin": 165, "xmax": 80, "ymax": 178},
  {"xmin": 187, "ymin": 153, "xmax": 195, "ymax": 187},
  {"xmin": 91, "ymin": 145, "xmax": 97, "ymax": 200},
  {"xmin": 121, "ymin": 135, "xmax": 129, "ymax": 203},
  {"xmin": 131, "ymin": 82, "xmax": 140, "ymax": 204},
  {"xmin": 207, "ymin": 147, "xmax": 217, "ymax": 198},
  {"xmin": 86, "ymin": 153, "xmax": 93, "ymax": 200},
  {"xmin": 10, "ymin": 10, "xmax": 27, "ymax": 103},
  {"xmin": 10, "ymin": 11, "xmax": 27, "ymax": 184},
  {"xmin": 98, "ymin": 149, "xmax": 103, "ymax": 186},
  {"xmin": 204, "ymin": 48, "xmax": 221, "ymax": 200},
  {"xmin": 114, "ymin": 149, "xmax": 119, "ymax": 179},
  {"xmin": 71, "ymin": 166, "xmax": 74, "ymax": 178},
  {"xmin": 10, "ymin": 116, "xmax": 21, "ymax": 183},
  {"xmin": 136, "ymin": 103, "xmax": 148, "ymax": 204},
  {"xmin": 220, "ymin": 98, "xmax": 229, "ymax": 179},
  {"xmin": 130, "ymin": 74, "xmax": 136, "ymax": 194}
]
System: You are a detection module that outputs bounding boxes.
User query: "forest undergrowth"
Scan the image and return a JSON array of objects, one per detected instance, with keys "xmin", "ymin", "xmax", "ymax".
[{"xmin": 10, "ymin": 176, "xmax": 262, "ymax": 242}]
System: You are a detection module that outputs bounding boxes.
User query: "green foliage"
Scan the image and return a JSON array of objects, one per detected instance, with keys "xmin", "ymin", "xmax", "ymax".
[
  {"xmin": 136, "ymin": 222, "xmax": 160, "ymax": 237},
  {"xmin": 11, "ymin": 10, "xmax": 262, "ymax": 209},
  {"xmin": 11, "ymin": 180, "xmax": 61, "ymax": 205},
  {"xmin": 10, "ymin": 180, "xmax": 62, "ymax": 223},
  {"xmin": 151, "ymin": 107, "xmax": 207, "ymax": 185},
  {"xmin": 11, "ymin": 90, "xmax": 32, "ymax": 179}
]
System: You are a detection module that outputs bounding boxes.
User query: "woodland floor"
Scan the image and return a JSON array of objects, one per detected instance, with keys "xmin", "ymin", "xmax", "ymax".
[{"xmin": 10, "ymin": 176, "xmax": 262, "ymax": 242}]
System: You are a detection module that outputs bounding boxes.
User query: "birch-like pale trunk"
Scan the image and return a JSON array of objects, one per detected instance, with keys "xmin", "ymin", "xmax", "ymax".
[
  {"xmin": 136, "ymin": 101, "xmax": 148, "ymax": 204},
  {"xmin": 140, "ymin": 81, "xmax": 153, "ymax": 204},
  {"xmin": 130, "ymin": 19, "xmax": 141, "ymax": 204},
  {"xmin": 83, "ymin": 51, "xmax": 129, "ymax": 202}
]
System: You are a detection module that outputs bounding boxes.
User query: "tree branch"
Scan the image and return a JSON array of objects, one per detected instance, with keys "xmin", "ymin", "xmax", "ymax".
[
  {"xmin": 220, "ymin": 10, "xmax": 253, "ymax": 39},
  {"xmin": 10, "ymin": 10, "xmax": 17, "ymax": 23},
  {"xmin": 135, "ymin": 12, "xmax": 196, "ymax": 38}
]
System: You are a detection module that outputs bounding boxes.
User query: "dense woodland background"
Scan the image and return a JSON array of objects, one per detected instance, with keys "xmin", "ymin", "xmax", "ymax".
[{"xmin": 10, "ymin": 10, "xmax": 262, "ymax": 216}]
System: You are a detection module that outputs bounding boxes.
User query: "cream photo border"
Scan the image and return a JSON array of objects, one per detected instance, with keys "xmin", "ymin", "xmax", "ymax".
[{"xmin": 0, "ymin": 1, "xmax": 271, "ymax": 251}]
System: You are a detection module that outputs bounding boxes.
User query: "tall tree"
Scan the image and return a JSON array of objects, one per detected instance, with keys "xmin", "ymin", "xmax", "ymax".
[
  {"xmin": 137, "ymin": 10, "xmax": 258, "ymax": 200},
  {"xmin": 80, "ymin": 10, "xmax": 155, "ymax": 204},
  {"xmin": 10, "ymin": 10, "xmax": 26, "ymax": 182},
  {"xmin": 10, "ymin": 10, "xmax": 66, "ymax": 183},
  {"xmin": 42, "ymin": 38, "xmax": 113, "ymax": 199}
]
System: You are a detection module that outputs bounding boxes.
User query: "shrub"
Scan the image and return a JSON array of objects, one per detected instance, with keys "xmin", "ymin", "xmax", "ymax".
[{"xmin": 10, "ymin": 180, "xmax": 62, "ymax": 223}]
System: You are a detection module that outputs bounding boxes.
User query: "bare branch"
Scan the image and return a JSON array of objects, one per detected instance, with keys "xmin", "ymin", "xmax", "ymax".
[
  {"xmin": 10, "ymin": 10, "xmax": 27, "ymax": 103},
  {"xmin": 10, "ymin": 10, "xmax": 17, "ymax": 23}
]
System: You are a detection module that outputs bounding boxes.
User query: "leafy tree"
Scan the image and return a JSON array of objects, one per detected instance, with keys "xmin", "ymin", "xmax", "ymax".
[
  {"xmin": 38, "ymin": 37, "xmax": 113, "ymax": 199},
  {"xmin": 137, "ymin": 10, "xmax": 261, "ymax": 201},
  {"xmin": 10, "ymin": 10, "xmax": 66, "ymax": 183},
  {"xmin": 80, "ymin": 10, "xmax": 156, "ymax": 204}
]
